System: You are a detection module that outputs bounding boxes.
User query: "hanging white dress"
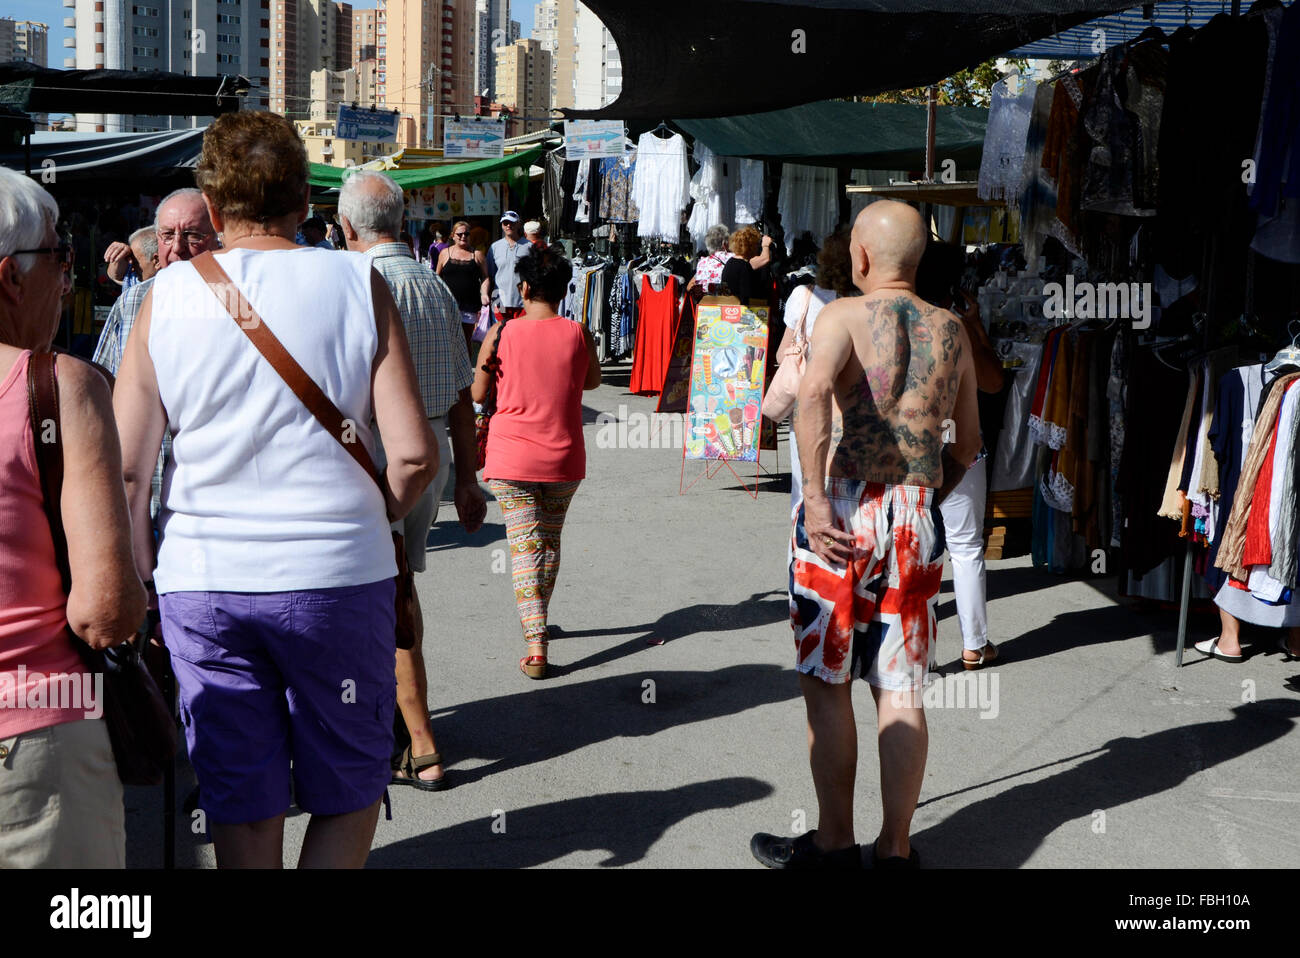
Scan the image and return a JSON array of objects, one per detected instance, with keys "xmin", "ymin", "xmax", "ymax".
[
  {"xmin": 631, "ymin": 132, "xmax": 691, "ymax": 243},
  {"xmin": 686, "ymin": 142, "xmax": 739, "ymax": 249},
  {"xmin": 734, "ymin": 159, "xmax": 764, "ymax": 225},
  {"xmin": 777, "ymin": 163, "xmax": 838, "ymax": 253}
]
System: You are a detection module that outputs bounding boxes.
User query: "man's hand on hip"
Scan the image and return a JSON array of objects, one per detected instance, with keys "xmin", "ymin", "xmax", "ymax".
[{"xmin": 802, "ymin": 493, "xmax": 855, "ymax": 566}]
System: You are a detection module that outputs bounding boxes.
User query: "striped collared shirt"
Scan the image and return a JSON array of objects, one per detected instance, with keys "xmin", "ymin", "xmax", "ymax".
[
  {"xmin": 93, "ymin": 277, "xmax": 169, "ymax": 522},
  {"xmin": 367, "ymin": 241, "xmax": 473, "ymax": 417}
]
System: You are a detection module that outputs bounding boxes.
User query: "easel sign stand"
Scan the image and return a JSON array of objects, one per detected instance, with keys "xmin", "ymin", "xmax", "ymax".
[{"xmin": 679, "ymin": 296, "xmax": 772, "ymax": 498}]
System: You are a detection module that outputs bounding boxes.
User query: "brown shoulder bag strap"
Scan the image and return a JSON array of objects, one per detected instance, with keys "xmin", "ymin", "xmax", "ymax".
[
  {"xmin": 189, "ymin": 251, "xmax": 389, "ymax": 513},
  {"xmin": 27, "ymin": 351, "xmax": 72, "ymax": 593}
]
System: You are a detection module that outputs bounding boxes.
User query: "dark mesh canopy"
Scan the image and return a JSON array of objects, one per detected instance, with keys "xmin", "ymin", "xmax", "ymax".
[
  {"xmin": 565, "ymin": 0, "xmax": 1133, "ymax": 120},
  {"xmin": 0, "ymin": 62, "xmax": 248, "ymax": 118}
]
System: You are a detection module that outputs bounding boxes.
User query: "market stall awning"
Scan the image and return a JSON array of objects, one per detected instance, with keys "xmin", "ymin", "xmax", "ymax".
[
  {"xmin": 1007, "ymin": 1, "xmax": 1263, "ymax": 59},
  {"xmin": 676, "ymin": 100, "xmax": 987, "ymax": 170},
  {"xmin": 565, "ymin": 0, "xmax": 1133, "ymax": 120},
  {"xmin": 0, "ymin": 128, "xmax": 207, "ymax": 179},
  {"xmin": 308, "ymin": 146, "xmax": 545, "ymax": 190},
  {"xmin": 0, "ymin": 61, "xmax": 247, "ymax": 117}
]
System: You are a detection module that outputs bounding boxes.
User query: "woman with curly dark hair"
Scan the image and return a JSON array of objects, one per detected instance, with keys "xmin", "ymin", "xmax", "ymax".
[{"xmin": 471, "ymin": 245, "xmax": 601, "ymax": 679}]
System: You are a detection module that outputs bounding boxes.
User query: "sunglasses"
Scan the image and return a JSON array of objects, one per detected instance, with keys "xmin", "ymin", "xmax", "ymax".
[
  {"xmin": 454, "ymin": 232, "xmax": 469, "ymax": 238},
  {"xmin": 11, "ymin": 242, "xmax": 74, "ymax": 272}
]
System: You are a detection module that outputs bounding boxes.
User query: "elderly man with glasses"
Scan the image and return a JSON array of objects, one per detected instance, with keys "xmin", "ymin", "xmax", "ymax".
[{"xmin": 93, "ymin": 187, "xmax": 220, "ymax": 521}]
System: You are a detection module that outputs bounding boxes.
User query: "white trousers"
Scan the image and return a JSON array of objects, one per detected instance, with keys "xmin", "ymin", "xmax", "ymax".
[{"xmin": 938, "ymin": 457, "xmax": 989, "ymax": 651}]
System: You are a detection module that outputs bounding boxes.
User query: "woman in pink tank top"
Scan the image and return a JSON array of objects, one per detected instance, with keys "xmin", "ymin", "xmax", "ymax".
[
  {"xmin": 472, "ymin": 245, "xmax": 601, "ymax": 679},
  {"xmin": 0, "ymin": 166, "xmax": 146, "ymax": 867}
]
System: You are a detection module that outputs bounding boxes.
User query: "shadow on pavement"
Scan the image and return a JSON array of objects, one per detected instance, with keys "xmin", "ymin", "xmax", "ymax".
[
  {"xmin": 424, "ymin": 518, "xmax": 505, "ymax": 552},
  {"xmin": 914, "ymin": 699, "xmax": 1299, "ymax": 867},
  {"xmin": 368, "ymin": 776, "xmax": 774, "ymax": 867},
  {"xmin": 547, "ymin": 590, "xmax": 789, "ymax": 675},
  {"xmin": 431, "ymin": 663, "xmax": 798, "ymax": 786}
]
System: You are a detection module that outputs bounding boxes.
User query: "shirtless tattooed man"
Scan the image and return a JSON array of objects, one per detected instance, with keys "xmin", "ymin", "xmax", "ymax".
[{"xmin": 752, "ymin": 201, "xmax": 981, "ymax": 869}]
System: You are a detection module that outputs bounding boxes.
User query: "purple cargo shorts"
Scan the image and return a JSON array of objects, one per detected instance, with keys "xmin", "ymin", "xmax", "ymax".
[{"xmin": 160, "ymin": 579, "xmax": 397, "ymax": 825}]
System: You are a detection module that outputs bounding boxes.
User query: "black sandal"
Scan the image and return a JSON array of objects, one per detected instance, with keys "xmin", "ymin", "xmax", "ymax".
[{"xmin": 390, "ymin": 746, "xmax": 449, "ymax": 791}]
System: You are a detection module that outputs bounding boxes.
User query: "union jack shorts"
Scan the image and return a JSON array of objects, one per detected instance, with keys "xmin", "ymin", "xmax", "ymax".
[{"xmin": 789, "ymin": 479, "xmax": 946, "ymax": 690}]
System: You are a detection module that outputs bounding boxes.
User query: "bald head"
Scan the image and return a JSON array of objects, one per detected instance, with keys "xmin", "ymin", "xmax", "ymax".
[{"xmin": 851, "ymin": 200, "xmax": 927, "ymax": 290}]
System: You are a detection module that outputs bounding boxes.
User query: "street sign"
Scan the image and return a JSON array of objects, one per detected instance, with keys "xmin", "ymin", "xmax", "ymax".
[
  {"xmin": 444, "ymin": 117, "xmax": 505, "ymax": 159},
  {"xmin": 563, "ymin": 120, "xmax": 625, "ymax": 160},
  {"xmin": 335, "ymin": 105, "xmax": 399, "ymax": 143}
]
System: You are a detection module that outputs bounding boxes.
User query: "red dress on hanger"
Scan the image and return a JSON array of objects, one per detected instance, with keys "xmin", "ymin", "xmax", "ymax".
[{"xmin": 630, "ymin": 274, "xmax": 679, "ymax": 395}]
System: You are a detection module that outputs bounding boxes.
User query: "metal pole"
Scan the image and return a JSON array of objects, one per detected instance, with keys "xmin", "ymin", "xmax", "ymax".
[{"xmin": 925, "ymin": 85, "xmax": 937, "ymax": 183}]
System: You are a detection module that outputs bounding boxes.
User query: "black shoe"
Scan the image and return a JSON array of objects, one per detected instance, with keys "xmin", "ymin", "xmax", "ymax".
[
  {"xmin": 750, "ymin": 829, "xmax": 862, "ymax": 869},
  {"xmin": 869, "ymin": 842, "xmax": 921, "ymax": 869}
]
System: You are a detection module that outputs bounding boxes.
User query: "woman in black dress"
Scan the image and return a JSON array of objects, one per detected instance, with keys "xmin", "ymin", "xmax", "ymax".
[{"xmin": 436, "ymin": 219, "xmax": 491, "ymax": 350}]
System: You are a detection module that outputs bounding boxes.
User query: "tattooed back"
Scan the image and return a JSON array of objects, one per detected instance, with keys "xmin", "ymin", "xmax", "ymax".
[{"xmin": 822, "ymin": 291, "xmax": 971, "ymax": 488}]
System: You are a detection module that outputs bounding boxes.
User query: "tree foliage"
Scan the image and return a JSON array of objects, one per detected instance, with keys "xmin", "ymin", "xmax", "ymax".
[{"xmin": 863, "ymin": 57, "xmax": 1031, "ymax": 107}]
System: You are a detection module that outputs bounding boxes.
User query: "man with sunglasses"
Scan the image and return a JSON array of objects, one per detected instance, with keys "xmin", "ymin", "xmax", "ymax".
[
  {"xmin": 486, "ymin": 211, "xmax": 533, "ymax": 321},
  {"xmin": 93, "ymin": 188, "xmax": 220, "ymax": 520}
]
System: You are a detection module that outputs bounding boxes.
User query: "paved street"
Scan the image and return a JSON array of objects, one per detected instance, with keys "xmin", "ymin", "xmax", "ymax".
[{"xmin": 126, "ymin": 366, "xmax": 1300, "ymax": 869}]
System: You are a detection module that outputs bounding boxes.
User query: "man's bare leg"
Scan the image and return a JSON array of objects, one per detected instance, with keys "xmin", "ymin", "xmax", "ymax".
[
  {"xmin": 798, "ymin": 672, "xmax": 857, "ymax": 851},
  {"xmin": 297, "ymin": 800, "xmax": 382, "ymax": 869},
  {"xmin": 393, "ymin": 594, "xmax": 443, "ymax": 783},
  {"xmin": 871, "ymin": 683, "xmax": 927, "ymax": 859},
  {"xmin": 211, "ymin": 814, "xmax": 287, "ymax": 869}
]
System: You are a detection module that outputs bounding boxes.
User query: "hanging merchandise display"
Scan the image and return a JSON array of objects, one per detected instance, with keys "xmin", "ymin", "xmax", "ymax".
[
  {"xmin": 977, "ymin": 74, "xmax": 1038, "ymax": 206},
  {"xmin": 598, "ymin": 152, "xmax": 639, "ymax": 224},
  {"xmin": 685, "ymin": 142, "xmax": 739, "ymax": 250},
  {"xmin": 962, "ymin": 2, "xmax": 1300, "ymax": 662},
  {"xmin": 631, "ymin": 130, "xmax": 691, "ymax": 243},
  {"xmin": 777, "ymin": 163, "xmax": 838, "ymax": 254},
  {"xmin": 734, "ymin": 158, "xmax": 765, "ymax": 225},
  {"xmin": 629, "ymin": 264, "xmax": 682, "ymax": 395}
]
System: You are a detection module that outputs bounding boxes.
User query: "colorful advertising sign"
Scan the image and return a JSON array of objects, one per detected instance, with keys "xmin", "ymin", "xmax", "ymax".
[{"xmin": 685, "ymin": 301, "xmax": 769, "ymax": 462}]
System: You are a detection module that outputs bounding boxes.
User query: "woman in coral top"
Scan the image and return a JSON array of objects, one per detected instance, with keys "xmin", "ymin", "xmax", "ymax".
[{"xmin": 472, "ymin": 245, "xmax": 601, "ymax": 678}]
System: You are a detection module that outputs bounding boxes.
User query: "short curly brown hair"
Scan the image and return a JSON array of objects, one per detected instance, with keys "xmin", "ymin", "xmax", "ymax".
[
  {"xmin": 195, "ymin": 111, "xmax": 309, "ymax": 225},
  {"xmin": 729, "ymin": 226, "xmax": 761, "ymax": 261},
  {"xmin": 817, "ymin": 231, "xmax": 855, "ymax": 296}
]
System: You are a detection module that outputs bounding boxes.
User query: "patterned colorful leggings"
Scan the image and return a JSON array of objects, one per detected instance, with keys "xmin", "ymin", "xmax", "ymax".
[{"xmin": 488, "ymin": 479, "xmax": 581, "ymax": 644}]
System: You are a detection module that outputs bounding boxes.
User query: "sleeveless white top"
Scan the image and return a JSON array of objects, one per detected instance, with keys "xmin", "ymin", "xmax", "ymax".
[{"xmin": 148, "ymin": 247, "xmax": 396, "ymax": 593}]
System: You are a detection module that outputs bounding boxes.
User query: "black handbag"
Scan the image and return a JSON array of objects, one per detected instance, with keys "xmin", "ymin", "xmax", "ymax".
[{"xmin": 27, "ymin": 352, "xmax": 177, "ymax": 787}]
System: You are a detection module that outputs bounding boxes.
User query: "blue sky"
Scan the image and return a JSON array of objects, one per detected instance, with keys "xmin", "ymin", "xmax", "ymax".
[{"xmin": 7, "ymin": 0, "xmax": 539, "ymax": 68}]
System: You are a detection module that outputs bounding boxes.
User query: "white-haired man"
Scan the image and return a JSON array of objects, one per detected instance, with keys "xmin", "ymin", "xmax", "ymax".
[
  {"xmin": 339, "ymin": 170, "xmax": 487, "ymax": 792},
  {"xmin": 93, "ymin": 187, "xmax": 220, "ymax": 520},
  {"xmin": 103, "ymin": 226, "xmax": 161, "ymax": 289}
]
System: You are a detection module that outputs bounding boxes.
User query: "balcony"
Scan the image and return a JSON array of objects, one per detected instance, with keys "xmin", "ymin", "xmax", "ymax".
[
  {"xmin": 63, "ymin": 0, "xmax": 74, "ymax": 6},
  {"xmin": 64, "ymin": 17, "xmax": 75, "ymax": 28},
  {"xmin": 63, "ymin": 37, "xmax": 76, "ymax": 47},
  {"xmin": 64, "ymin": 57, "xmax": 76, "ymax": 68}
]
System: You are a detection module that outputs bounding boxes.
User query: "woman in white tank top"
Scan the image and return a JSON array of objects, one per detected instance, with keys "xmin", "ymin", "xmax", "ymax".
[{"xmin": 113, "ymin": 111, "xmax": 438, "ymax": 869}]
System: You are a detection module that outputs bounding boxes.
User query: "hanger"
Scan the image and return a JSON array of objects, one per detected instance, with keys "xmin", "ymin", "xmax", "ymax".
[
  {"xmin": 651, "ymin": 120, "xmax": 674, "ymax": 140},
  {"xmin": 1264, "ymin": 320, "xmax": 1300, "ymax": 374},
  {"xmin": 1129, "ymin": 23, "xmax": 1166, "ymax": 47}
]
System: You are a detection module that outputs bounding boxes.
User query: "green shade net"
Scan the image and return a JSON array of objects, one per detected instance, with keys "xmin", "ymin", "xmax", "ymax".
[
  {"xmin": 676, "ymin": 101, "xmax": 989, "ymax": 171},
  {"xmin": 308, "ymin": 146, "xmax": 544, "ymax": 198}
]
